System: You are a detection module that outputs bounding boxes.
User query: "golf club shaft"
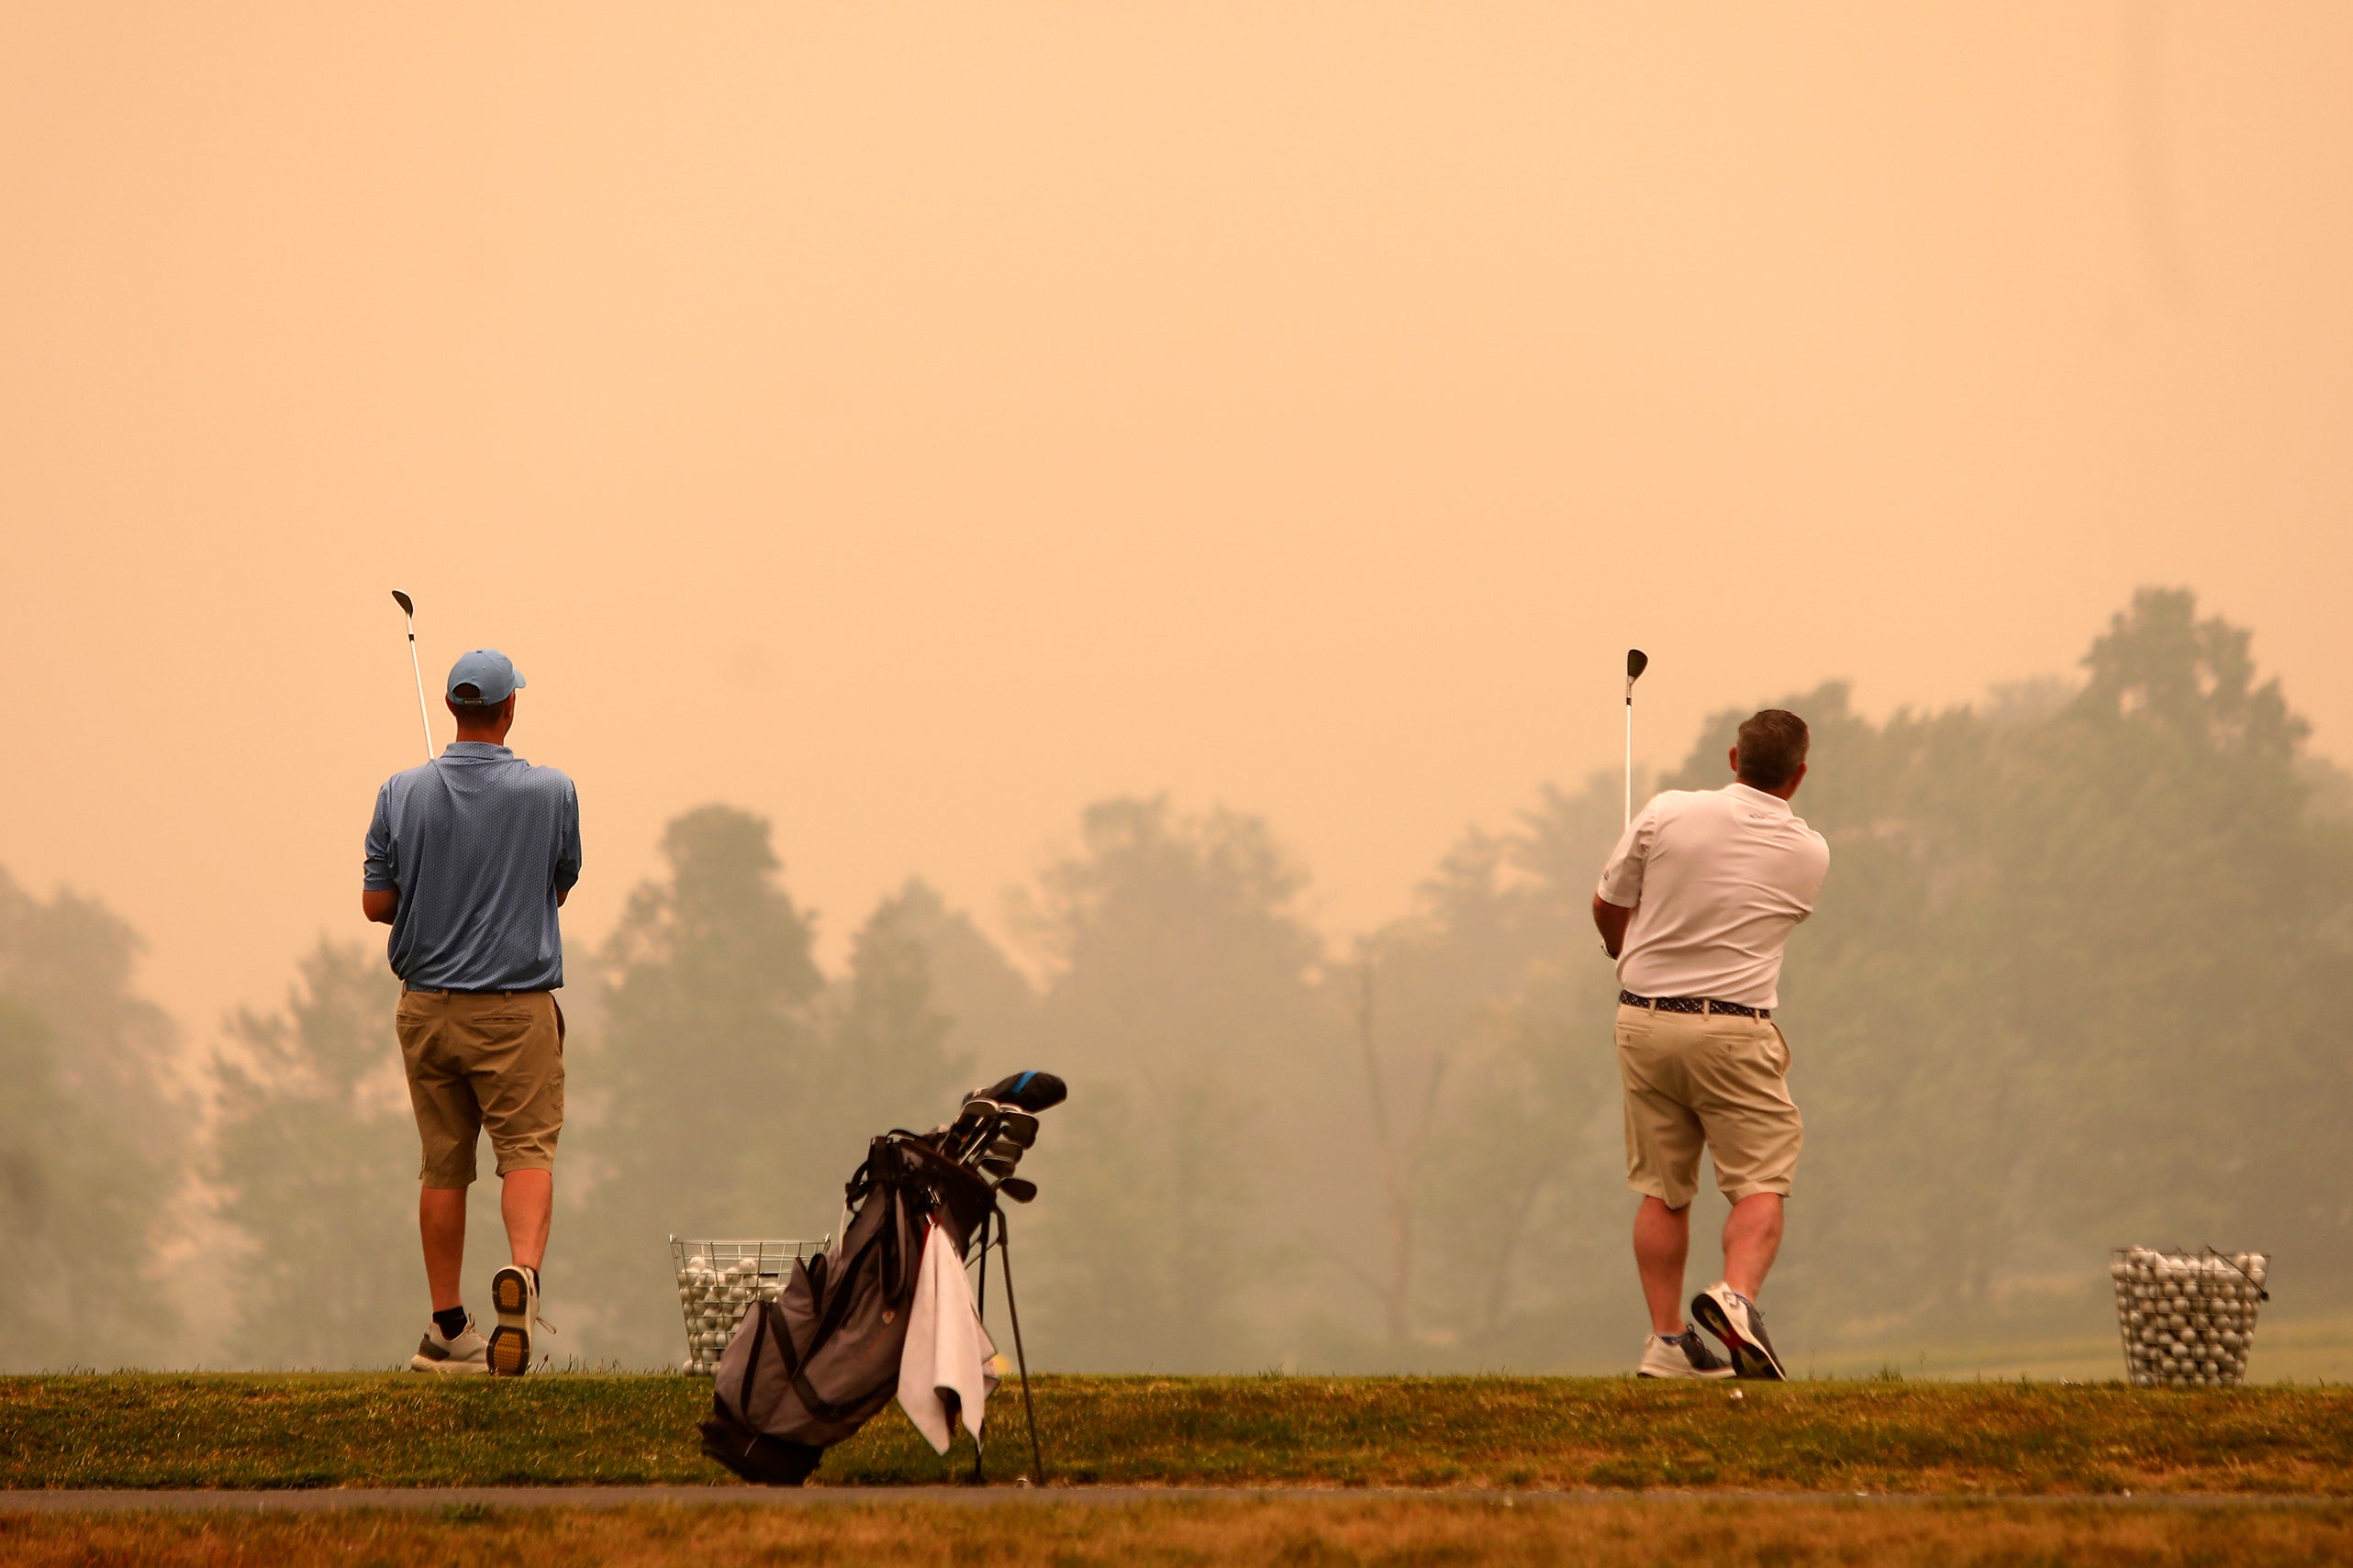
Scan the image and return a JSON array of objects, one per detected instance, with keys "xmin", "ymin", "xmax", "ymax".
[
  {"xmin": 1622, "ymin": 649, "xmax": 1649, "ymax": 828},
  {"xmin": 405, "ymin": 621, "xmax": 435, "ymax": 762}
]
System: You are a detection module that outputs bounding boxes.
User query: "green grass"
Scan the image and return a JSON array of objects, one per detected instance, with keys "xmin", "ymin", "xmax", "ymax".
[{"xmin": 4, "ymin": 1374, "xmax": 2352, "ymax": 1494}]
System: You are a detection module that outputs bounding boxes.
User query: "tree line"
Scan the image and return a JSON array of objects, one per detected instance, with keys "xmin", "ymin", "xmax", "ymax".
[{"xmin": 1, "ymin": 587, "xmax": 2346, "ymax": 1372}]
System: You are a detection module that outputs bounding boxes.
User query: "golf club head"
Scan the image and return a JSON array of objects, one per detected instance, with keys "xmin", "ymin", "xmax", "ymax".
[
  {"xmin": 976, "ymin": 1155, "xmax": 1019, "ymax": 1181},
  {"xmin": 1626, "ymin": 648, "xmax": 1648, "ymax": 684},
  {"xmin": 975, "ymin": 1070, "xmax": 1066, "ymax": 1113},
  {"xmin": 997, "ymin": 1177, "xmax": 1037, "ymax": 1204},
  {"xmin": 392, "ymin": 589, "xmax": 416, "ymax": 617},
  {"xmin": 948, "ymin": 1097, "xmax": 1006, "ymax": 1138},
  {"xmin": 942, "ymin": 1099, "xmax": 1010, "ymax": 1162},
  {"xmin": 991, "ymin": 1111, "xmax": 1039, "ymax": 1149}
]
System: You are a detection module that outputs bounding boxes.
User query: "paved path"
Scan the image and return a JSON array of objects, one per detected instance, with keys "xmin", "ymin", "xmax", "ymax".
[{"xmin": 0, "ymin": 1487, "xmax": 2343, "ymax": 1514}]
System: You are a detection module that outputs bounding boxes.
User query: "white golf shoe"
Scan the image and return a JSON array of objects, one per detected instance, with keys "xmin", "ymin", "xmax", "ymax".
[
  {"xmin": 1691, "ymin": 1283, "xmax": 1786, "ymax": 1381},
  {"xmin": 1637, "ymin": 1329, "xmax": 1735, "ymax": 1379},
  {"xmin": 408, "ymin": 1315, "xmax": 490, "ymax": 1374},
  {"xmin": 487, "ymin": 1265, "xmax": 542, "ymax": 1376}
]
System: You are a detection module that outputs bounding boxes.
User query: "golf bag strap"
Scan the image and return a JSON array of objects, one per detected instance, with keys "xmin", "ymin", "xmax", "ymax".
[{"xmin": 732, "ymin": 1288, "xmax": 769, "ymax": 1431}]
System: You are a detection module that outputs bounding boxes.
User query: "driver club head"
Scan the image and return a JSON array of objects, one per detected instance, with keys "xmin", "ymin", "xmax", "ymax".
[{"xmin": 392, "ymin": 589, "xmax": 416, "ymax": 618}]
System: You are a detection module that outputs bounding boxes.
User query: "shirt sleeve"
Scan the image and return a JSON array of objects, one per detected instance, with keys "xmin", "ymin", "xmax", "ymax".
[
  {"xmin": 362, "ymin": 783, "xmax": 397, "ymax": 892},
  {"xmin": 553, "ymin": 781, "xmax": 583, "ymax": 894},
  {"xmin": 1789, "ymin": 829, "xmax": 1831, "ymax": 921},
  {"xmin": 1595, "ymin": 803, "xmax": 1657, "ymax": 907}
]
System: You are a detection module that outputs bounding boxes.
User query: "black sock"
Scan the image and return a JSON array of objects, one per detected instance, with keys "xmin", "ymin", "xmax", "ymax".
[{"xmin": 433, "ymin": 1306, "xmax": 469, "ymax": 1340}]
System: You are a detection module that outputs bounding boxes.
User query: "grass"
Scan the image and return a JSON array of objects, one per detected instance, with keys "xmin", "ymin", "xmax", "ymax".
[
  {"xmin": 1801, "ymin": 1309, "xmax": 2353, "ymax": 1385},
  {"xmin": 4, "ymin": 1497, "xmax": 2353, "ymax": 1566},
  {"xmin": 3, "ymin": 1374, "xmax": 2352, "ymax": 1495}
]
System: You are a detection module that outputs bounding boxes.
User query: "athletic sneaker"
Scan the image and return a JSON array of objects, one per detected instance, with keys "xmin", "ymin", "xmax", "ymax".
[
  {"xmin": 409, "ymin": 1315, "xmax": 490, "ymax": 1374},
  {"xmin": 1637, "ymin": 1329, "xmax": 1734, "ymax": 1379},
  {"xmin": 487, "ymin": 1265, "xmax": 541, "ymax": 1376},
  {"xmin": 1691, "ymin": 1283, "xmax": 1786, "ymax": 1381}
]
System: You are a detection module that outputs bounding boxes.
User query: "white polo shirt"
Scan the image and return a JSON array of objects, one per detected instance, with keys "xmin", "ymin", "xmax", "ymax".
[{"xmin": 1596, "ymin": 782, "xmax": 1830, "ymax": 1009}]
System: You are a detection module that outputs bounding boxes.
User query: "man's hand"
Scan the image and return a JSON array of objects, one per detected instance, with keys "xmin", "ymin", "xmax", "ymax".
[
  {"xmin": 1592, "ymin": 894, "xmax": 1634, "ymax": 959},
  {"xmin": 362, "ymin": 889, "xmax": 398, "ymax": 925}
]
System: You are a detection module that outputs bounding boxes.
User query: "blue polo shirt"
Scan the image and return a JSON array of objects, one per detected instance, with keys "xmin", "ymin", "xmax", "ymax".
[{"xmin": 363, "ymin": 743, "xmax": 582, "ymax": 992}]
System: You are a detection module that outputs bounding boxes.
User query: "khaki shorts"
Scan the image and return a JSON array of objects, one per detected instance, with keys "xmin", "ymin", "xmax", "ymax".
[
  {"xmin": 396, "ymin": 987, "xmax": 565, "ymax": 1186},
  {"xmin": 1615, "ymin": 1002, "xmax": 1801, "ymax": 1208}
]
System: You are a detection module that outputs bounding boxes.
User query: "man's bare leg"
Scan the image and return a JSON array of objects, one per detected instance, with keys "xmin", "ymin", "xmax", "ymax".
[
  {"xmin": 1722, "ymin": 1193, "xmax": 1784, "ymax": 1299},
  {"xmin": 1634, "ymin": 1196, "xmax": 1692, "ymax": 1335},
  {"xmin": 502, "ymin": 1169, "xmax": 552, "ymax": 1273},
  {"xmin": 419, "ymin": 1185, "xmax": 468, "ymax": 1313}
]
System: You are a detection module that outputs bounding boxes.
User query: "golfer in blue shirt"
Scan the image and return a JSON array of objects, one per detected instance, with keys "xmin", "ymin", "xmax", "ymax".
[{"xmin": 363, "ymin": 648, "xmax": 581, "ymax": 1375}]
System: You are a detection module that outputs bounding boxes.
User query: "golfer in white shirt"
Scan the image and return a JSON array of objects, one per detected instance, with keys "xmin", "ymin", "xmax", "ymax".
[{"xmin": 1592, "ymin": 709, "xmax": 1829, "ymax": 1379}]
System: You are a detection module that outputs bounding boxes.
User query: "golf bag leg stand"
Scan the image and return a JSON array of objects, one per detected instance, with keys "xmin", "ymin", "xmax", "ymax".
[
  {"xmin": 996, "ymin": 1206, "xmax": 1046, "ymax": 1485},
  {"xmin": 970, "ymin": 1221, "xmax": 990, "ymax": 1485}
]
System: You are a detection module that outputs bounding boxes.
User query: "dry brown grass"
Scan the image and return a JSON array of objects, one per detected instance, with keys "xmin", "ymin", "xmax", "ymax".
[{"xmin": 2, "ymin": 1497, "xmax": 2348, "ymax": 1566}]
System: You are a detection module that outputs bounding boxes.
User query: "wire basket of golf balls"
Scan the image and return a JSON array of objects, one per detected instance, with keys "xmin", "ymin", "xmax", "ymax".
[
  {"xmin": 2113, "ymin": 1247, "xmax": 2269, "ymax": 1388},
  {"xmin": 671, "ymin": 1236, "xmax": 829, "ymax": 1376}
]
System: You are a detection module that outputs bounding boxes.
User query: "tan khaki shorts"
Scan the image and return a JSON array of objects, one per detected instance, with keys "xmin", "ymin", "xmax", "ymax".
[
  {"xmin": 396, "ymin": 988, "xmax": 565, "ymax": 1186},
  {"xmin": 1615, "ymin": 1002, "xmax": 1801, "ymax": 1207}
]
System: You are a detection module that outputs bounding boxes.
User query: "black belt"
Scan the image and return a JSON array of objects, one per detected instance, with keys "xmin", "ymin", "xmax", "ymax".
[
  {"xmin": 1620, "ymin": 990, "xmax": 1770, "ymax": 1020},
  {"xmin": 402, "ymin": 984, "xmax": 551, "ymax": 998}
]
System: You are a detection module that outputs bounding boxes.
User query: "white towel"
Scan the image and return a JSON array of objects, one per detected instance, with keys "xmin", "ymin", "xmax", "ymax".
[{"xmin": 896, "ymin": 1219, "xmax": 999, "ymax": 1454}]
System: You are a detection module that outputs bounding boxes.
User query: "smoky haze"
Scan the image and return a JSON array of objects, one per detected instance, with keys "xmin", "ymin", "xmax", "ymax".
[{"xmin": 2, "ymin": 7, "xmax": 2351, "ymax": 1375}]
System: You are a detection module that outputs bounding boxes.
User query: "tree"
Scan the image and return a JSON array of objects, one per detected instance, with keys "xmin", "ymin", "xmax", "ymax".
[
  {"xmin": 829, "ymin": 884, "xmax": 972, "ymax": 1134},
  {"xmin": 562, "ymin": 806, "xmax": 832, "ymax": 1366},
  {"xmin": 1014, "ymin": 797, "xmax": 1340, "ymax": 1370},
  {"xmin": 0, "ymin": 871, "xmax": 185, "ymax": 1368},
  {"xmin": 210, "ymin": 941, "xmax": 474, "ymax": 1367},
  {"xmin": 0, "ymin": 869, "xmax": 187, "ymax": 1197},
  {"xmin": 875, "ymin": 879, "xmax": 1036, "ymax": 1079},
  {"xmin": 1397, "ymin": 770, "xmax": 1636, "ymax": 1366},
  {"xmin": 0, "ymin": 998, "xmax": 173, "ymax": 1367}
]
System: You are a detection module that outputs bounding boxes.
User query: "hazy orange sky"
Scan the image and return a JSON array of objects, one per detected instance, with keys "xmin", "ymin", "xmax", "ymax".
[{"xmin": 5, "ymin": 5, "xmax": 2350, "ymax": 1051}]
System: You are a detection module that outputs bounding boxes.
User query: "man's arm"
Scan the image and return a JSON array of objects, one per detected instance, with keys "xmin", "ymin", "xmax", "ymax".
[
  {"xmin": 552, "ymin": 780, "xmax": 581, "ymax": 911},
  {"xmin": 1592, "ymin": 895, "xmax": 1634, "ymax": 959},
  {"xmin": 362, "ymin": 784, "xmax": 399, "ymax": 925}
]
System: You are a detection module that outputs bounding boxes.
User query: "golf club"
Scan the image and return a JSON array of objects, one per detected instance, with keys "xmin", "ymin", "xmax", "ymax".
[
  {"xmin": 1624, "ymin": 648, "xmax": 1649, "ymax": 826},
  {"xmin": 391, "ymin": 590, "xmax": 435, "ymax": 763}
]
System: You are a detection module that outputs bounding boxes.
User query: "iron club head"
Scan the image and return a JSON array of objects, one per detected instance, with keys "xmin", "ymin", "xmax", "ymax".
[
  {"xmin": 392, "ymin": 589, "xmax": 435, "ymax": 761},
  {"xmin": 1623, "ymin": 648, "xmax": 1650, "ymax": 826}
]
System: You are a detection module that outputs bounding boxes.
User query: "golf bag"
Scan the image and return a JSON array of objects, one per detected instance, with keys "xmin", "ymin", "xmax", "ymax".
[{"xmin": 699, "ymin": 1071, "xmax": 1065, "ymax": 1485}]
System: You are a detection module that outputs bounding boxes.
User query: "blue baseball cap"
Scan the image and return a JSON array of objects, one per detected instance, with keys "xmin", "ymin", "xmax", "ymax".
[{"xmin": 446, "ymin": 649, "xmax": 528, "ymax": 706}]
